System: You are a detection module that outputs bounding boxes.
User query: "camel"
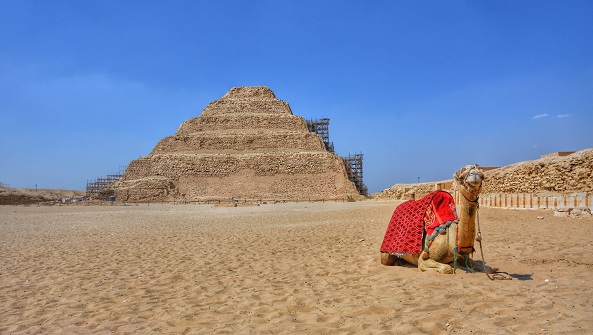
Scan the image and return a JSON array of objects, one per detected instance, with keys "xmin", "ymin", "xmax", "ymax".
[{"xmin": 380, "ymin": 164, "xmax": 494, "ymax": 274}]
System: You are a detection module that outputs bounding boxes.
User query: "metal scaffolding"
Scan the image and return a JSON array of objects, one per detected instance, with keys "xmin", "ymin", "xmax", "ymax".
[
  {"xmin": 306, "ymin": 117, "xmax": 367, "ymax": 196},
  {"xmin": 306, "ymin": 118, "xmax": 335, "ymax": 153},
  {"xmin": 86, "ymin": 166, "xmax": 126, "ymax": 199},
  {"xmin": 343, "ymin": 153, "xmax": 368, "ymax": 196}
]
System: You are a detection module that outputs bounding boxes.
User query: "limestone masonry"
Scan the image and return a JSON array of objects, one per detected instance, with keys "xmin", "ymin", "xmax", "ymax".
[
  {"xmin": 481, "ymin": 148, "xmax": 592, "ymax": 195},
  {"xmin": 375, "ymin": 148, "xmax": 593, "ymax": 212},
  {"xmin": 115, "ymin": 86, "xmax": 360, "ymax": 202}
]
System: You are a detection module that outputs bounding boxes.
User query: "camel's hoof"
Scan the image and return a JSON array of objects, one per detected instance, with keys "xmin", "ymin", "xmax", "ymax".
[
  {"xmin": 441, "ymin": 266, "xmax": 454, "ymax": 274},
  {"xmin": 380, "ymin": 252, "xmax": 397, "ymax": 266}
]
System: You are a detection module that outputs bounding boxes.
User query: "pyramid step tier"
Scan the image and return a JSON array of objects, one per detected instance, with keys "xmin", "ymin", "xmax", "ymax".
[
  {"xmin": 176, "ymin": 113, "xmax": 309, "ymax": 134},
  {"xmin": 200, "ymin": 100, "xmax": 293, "ymax": 117},
  {"xmin": 151, "ymin": 131, "xmax": 326, "ymax": 154},
  {"xmin": 123, "ymin": 152, "xmax": 349, "ymax": 180}
]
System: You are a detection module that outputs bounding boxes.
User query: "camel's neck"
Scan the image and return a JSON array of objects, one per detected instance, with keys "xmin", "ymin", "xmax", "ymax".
[{"xmin": 456, "ymin": 187, "xmax": 480, "ymax": 253}]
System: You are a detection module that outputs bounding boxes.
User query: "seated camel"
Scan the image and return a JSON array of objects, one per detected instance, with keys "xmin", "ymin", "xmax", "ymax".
[{"xmin": 380, "ymin": 164, "xmax": 494, "ymax": 274}]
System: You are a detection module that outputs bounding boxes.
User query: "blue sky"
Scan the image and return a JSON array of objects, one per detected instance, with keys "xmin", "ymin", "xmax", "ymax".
[{"xmin": 1, "ymin": 1, "xmax": 592, "ymax": 192}]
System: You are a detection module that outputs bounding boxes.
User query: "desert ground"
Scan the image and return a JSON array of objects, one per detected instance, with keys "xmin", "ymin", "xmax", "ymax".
[{"xmin": 1, "ymin": 200, "xmax": 592, "ymax": 334}]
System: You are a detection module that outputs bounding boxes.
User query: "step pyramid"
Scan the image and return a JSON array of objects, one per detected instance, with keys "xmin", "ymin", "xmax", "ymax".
[{"xmin": 115, "ymin": 86, "xmax": 360, "ymax": 202}]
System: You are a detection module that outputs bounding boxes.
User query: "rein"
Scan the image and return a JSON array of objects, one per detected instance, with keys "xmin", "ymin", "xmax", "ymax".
[
  {"xmin": 461, "ymin": 191, "xmax": 479, "ymax": 204},
  {"xmin": 475, "ymin": 205, "xmax": 513, "ymax": 280},
  {"xmin": 454, "ymin": 190, "xmax": 478, "ymax": 271},
  {"xmin": 454, "ymin": 185, "xmax": 512, "ymax": 280}
]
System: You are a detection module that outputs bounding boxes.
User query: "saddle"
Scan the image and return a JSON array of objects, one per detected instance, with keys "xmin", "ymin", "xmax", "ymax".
[{"xmin": 380, "ymin": 190, "xmax": 457, "ymax": 256}]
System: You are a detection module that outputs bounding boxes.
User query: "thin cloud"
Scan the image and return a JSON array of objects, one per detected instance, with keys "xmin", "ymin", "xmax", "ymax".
[
  {"xmin": 557, "ymin": 114, "xmax": 573, "ymax": 118},
  {"xmin": 531, "ymin": 113, "xmax": 548, "ymax": 119}
]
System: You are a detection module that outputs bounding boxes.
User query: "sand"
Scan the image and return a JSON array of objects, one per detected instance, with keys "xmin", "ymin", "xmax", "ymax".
[{"xmin": 1, "ymin": 200, "xmax": 592, "ymax": 334}]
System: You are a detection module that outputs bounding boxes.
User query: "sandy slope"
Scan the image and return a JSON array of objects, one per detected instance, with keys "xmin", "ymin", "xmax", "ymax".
[{"xmin": 1, "ymin": 201, "xmax": 592, "ymax": 334}]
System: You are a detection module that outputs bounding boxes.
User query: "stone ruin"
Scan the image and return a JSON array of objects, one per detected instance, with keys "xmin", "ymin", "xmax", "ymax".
[
  {"xmin": 481, "ymin": 148, "xmax": 593, "ymax": 195},
  {"xmin": 114, "ymin": 86, "xmax": 362, "ymax": 202},
  {"xmin": 374, "ymin": 148, "xmax": 593, "ymax": 215},
  {"xmin": 377, "ymin": 148, "xmax": 593, "ymax": 199}
]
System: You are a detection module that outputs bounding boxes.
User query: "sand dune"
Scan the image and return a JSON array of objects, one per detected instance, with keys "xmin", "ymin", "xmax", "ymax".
[{"xmin": 1, "ymin": 201, "xmax": 592, "ymax": 334}]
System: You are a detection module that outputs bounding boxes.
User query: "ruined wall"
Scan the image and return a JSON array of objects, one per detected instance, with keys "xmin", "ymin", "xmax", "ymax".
[
  {"xmin": 375, "ymin": 149, "xmax": 593, "ymax": 212},
  {"xmin": 482, "ymin": 149, "xmax": 593, "ymax": 195},
  {"xmin": 373, "ymin": 182, "xmax": 449, "ymax": 201}
]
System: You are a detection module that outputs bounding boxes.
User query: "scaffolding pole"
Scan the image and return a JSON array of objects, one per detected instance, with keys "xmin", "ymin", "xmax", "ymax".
[
  {"xmin": 343, "ymin": 153, "xmax": 368, "ymax": 196},
  {"xmin": 306, "ymin": 118, "xmax": 334, "ymax": 153},
  {"xmin": 85, "ymin": 166, "xmax": 127, "ymax": 199}
]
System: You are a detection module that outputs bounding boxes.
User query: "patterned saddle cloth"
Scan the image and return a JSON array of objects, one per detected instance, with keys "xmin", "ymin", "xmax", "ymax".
[{"xmin": 380, "ymin": 190, "xmax": 457, "ymax": 256}]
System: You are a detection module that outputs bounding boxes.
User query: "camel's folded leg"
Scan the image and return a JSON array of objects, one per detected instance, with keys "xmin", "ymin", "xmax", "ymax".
[
  {"xmin": 380, "ymin": 252, "xmax": 396, "ymax": 266},
  {"xmin": 418, "ymin": 256, "xmax": 454, "ymax": 274},
  {"xmin": 380, "ymin": 252, "xmax": 405, "ymax": 266}
]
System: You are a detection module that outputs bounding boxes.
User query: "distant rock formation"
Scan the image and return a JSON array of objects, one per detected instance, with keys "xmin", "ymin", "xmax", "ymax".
[
  {"xmin": 374, "ymin": 148, "xmax": 593, "ymax": 200},
  {"xmin": 0, "ymin": 187, "xmax": 85, "ymax": 205},
  {"xmin": 115, "ymin": 86, "xmax": 360, "ymax": 202}
]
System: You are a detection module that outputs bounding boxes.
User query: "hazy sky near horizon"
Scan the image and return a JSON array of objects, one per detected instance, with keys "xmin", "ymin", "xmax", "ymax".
[{"xmin": 1, "ymin": 1, "xmax": 592, "ymax": 192}]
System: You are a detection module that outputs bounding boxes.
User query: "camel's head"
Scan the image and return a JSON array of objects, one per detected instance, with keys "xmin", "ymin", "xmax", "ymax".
[{"xmin": 454, "ymin": 164, "xmax": 484, "ymax": 194}]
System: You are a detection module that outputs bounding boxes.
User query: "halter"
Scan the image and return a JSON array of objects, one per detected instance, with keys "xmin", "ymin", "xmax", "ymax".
[
  {"xmin": 460, "ymin": 168, "xmax": 482, "ymax": 203},
  {"xmin": 456, "ymin": 172, "xmax": 481, "ymax": 255},
  {"xmin": 452, "ymin": 169, "xmax": 482, "ymax": 268},
  {"xmin": 454, "ymin": 174, "xmax": 513, "ymax": 280}
]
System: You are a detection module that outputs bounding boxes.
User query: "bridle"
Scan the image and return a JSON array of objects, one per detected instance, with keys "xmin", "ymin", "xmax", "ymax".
[
  {"xmin": 454, "ymin": 168, "xmax": 482, "ymax": 265},
  {"xmin": 455, "ymin": 168, "xmax": 512, "ymax": 280},
  {"xmin": 459, "ymin": 168, "xmax": 482, "ymax": 204}
]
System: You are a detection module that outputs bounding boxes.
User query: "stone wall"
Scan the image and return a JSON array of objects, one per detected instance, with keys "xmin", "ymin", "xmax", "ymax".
[
  {"xmin": 373, "ymin": 181, "xmax": 450, "ymax": 201},
  {"xmin": 482, "ymin": 148, "xmax": 593, "ymax": 194},
  {"xmin": 375, "ymin": 149, "xmax": 593, "ymax": 212}
]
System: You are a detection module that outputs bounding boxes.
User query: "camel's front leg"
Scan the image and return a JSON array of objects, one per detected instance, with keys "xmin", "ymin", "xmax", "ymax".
[
  {"xmin": 460, "ymin": 257, "xmax": 495, "ymax": 274},
  {"xmin": 417, "ymin": 256, "xmax": 454, "ymax": 274}
]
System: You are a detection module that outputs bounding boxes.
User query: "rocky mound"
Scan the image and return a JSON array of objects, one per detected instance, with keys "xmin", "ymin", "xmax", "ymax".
[
  {"xmin": 482, "ymin": 148, "xmax": 593, "ymax": 195},
  {"xmin": 0, "ymin": 187, "xmax": 85, "ymax": 205},
  {"xmin": 115, "ymin": 86, "xmax": 360, "ymax": 202},
  {"xmin": 373, "ymin": 181, "xmax": 451, "ymax": 201},
  {"xmin": 375, "ymin": 148, "xmax": 593, "ymax": 200}
]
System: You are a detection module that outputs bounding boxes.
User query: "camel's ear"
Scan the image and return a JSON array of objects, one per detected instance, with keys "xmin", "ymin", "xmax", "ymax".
[{"xmin": 453, "ymin": 166, "xmax": 467, "ymax": 181}]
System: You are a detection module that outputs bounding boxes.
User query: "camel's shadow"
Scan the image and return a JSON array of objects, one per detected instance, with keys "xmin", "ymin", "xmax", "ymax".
[
  {"xmin": 474, "ymin": 261, "xmax": 533, "ymax": 281},
  {"xmin": 508, "ymin": 273, "xmax": 533, "ymax": 281},
  {"xmin": 392, "ymin": 259, "xmax": 532, "ymax": 280},
  {"xmin": 453, "ymin": 260, "xmax": 530, "ymax": 280}
]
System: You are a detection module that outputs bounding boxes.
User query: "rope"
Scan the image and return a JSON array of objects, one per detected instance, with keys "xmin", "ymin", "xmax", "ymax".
[
  {"xmin": 453, "ymin": 248, "xmax": 475, "ymax": 274},
  {"xmin": 453, "ymin": 247, "xmax": 458, "ymax": 273},
  {"xmin": 475, "ymin": 205, "xmax": 513, "ymax": 281},
  {"xmin": 432, "ymin": 204, "xmax": 512, "ymax": 280},
  {"xmin": 461, "ymin": 192, "xmax": 479, "ymax": 204},
  {"xmin": 465, "ymin": 256, "xmax": 476, "ymax": 273},
  {"xmin": 454, "ymin": 172, "xmax": 512, "ymax": 280}
]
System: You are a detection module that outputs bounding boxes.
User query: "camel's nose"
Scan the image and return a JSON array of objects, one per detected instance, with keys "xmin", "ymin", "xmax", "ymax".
[{"xmin": 466, "ymin": 172, "xmax": 482, "ymax": 185}]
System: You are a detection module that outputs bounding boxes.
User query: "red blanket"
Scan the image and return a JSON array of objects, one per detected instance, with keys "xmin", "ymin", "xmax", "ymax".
[{"xmin": 380, "ymin": 190, "xmax": 457, "ymax": 256}]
